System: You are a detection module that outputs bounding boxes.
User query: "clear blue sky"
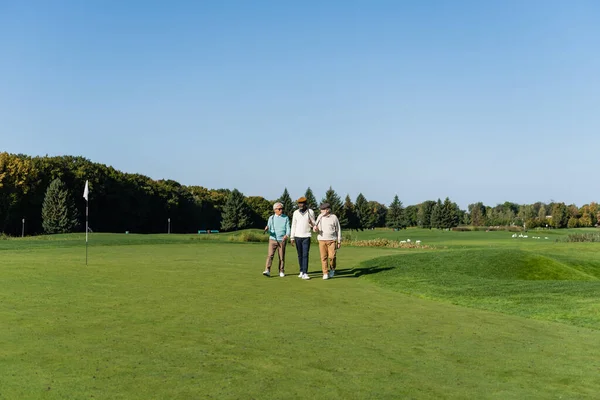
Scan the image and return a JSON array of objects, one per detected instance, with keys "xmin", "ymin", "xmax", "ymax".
[{"xmin": 1, "ymin": 1, "xmax": 598, "ymax": 209}]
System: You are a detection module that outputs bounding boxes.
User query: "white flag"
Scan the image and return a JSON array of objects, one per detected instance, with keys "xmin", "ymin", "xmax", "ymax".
[{"xmin": 83, "ymin": 180, "xmax": 89, "ymax": 201}]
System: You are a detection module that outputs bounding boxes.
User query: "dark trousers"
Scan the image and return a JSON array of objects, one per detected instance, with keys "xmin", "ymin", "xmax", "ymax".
[{"xmin": 294, "ymin": 237, "xmax": 311, "ymax": 274}]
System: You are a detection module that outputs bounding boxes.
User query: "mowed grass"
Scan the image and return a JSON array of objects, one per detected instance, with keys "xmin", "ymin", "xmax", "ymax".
[{"xmin": 1, "ymin": 232, "xmax": 600, "ymax": 399}]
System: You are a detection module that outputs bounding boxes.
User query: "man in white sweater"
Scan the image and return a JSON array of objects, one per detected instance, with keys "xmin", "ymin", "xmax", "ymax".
[
  {"xmin": 313, "ymin": 202, "xmax": 342, "ymax": 280},
  {"xmin": 290, "ymin": 196, "xmax": 315, "ymax": 280}
]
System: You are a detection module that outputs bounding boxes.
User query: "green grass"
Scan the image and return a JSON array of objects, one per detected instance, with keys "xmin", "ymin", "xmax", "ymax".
[{"xmin": 1, "ymin": 231, "xmax": 600, "ymax": 399}]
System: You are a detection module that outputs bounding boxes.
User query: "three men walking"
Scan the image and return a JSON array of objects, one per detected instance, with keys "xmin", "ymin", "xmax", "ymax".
[{"xmin": 264, "ymin": 198, "xmax": 341, "ymax": 281}]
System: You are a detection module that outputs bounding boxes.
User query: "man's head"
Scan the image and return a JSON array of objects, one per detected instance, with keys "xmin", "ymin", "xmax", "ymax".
[
  {"xmin": 297, "ymin": 196, "xmax": 307, "ymax": 211},
  {"xmin": 319, "ymin": 202, "xmax": 331, "ymax": 215},
  {"xmin": 273, "ymin": 202, "xmax": 284, "ymax": 216}
]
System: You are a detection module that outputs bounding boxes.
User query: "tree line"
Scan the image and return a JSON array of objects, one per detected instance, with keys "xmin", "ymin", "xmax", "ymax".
[{"xmin": 1, "ymin": 152, "xmax": 598, "ymax": 235}]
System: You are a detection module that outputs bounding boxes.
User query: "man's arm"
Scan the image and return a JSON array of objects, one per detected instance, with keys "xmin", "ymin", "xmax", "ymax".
[
  {"xmin": 336, "ymin": 216, "xmax": 342, "ymax": 247},
  {"xmin": 290, "ymin": 211, "xmax": 296, "ymax": 240}
]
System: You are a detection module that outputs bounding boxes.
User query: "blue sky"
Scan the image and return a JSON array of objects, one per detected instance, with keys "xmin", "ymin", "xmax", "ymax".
[{"xmin": 1, "ymin": 1, "xmax": 598, "ymax": 208}]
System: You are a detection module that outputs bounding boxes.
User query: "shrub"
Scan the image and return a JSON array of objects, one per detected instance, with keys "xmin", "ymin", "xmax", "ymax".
[
  {"xmin": 558, "ymin": 233, "xmax": 600, "ymax": 243},
  {"xmin": 344, "ymin": 238, "xmax": 433, "ymax": 249},
  {"xmin": 228, "ymin": 232, "xmax": 269, "ymax": 243}
]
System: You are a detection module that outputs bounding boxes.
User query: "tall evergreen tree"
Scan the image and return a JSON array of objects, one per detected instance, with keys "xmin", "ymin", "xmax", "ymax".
[
  {"xmin": 386, "ymin": 195, "xmax": 406, "ymax": 229},
  {"xmin": 277, "ymin": 188, "xmax": 294, "ymax": 218},
  {"xmin": 439, "ymin": 197, "xmax": 459, "ymax": 229},
  {"xmin": 220, "ymin": 189, "xmax": 252, "ymax": 231},
  {"xmin": 321, "ymin": 186, "xmax": 343, "ymax": 217},
  {"xmin": 304, "ymin": 187, "xmax": 318, "ymax": 211},
  {"xmin": 41, "ymin": 178, "xmax": 79, "ymax": 234},
  {"xmin": 354, "ymin": 193, "xmax": 370, "ymax": 230},
  {"xmin": 404, "ymin": 205, "xmax": 419, "ymax": 227},
  {"xmin": 340, "ymin": 194, "xmax": 358, "ymax": 230},
  {"xmin": 417, "ymin": 200, "xmax": 436, "ymax": 229},
  {"xmin": 430, "ymin": 199, "xmax": 442, "ymax": 229}
]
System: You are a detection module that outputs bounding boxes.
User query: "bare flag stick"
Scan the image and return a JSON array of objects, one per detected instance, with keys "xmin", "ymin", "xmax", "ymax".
[{"xmin": 83, "ymin": 180, "xmax": 89, "ymax": 265}]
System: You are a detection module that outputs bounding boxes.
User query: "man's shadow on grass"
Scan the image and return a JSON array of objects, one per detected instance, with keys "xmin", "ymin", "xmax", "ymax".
[{"xmin": 307, "ymin": 265, "xmax": 394, "ymax": 278}]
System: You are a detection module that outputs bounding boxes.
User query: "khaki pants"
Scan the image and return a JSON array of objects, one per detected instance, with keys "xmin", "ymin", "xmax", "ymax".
[
  {"xmin": 266, "ymin": 239, "xmax": 286, "ymax": 272},
  {"xmin": 318, "ymin": 240, "xmax": 337, "ymax": 275}
]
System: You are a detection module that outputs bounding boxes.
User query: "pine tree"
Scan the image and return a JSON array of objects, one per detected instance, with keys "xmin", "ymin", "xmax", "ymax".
[
  {"xmin": 439, "ymin": 197, "xmax": 459, "ymax": 229},
  {"xmin": 430, "ymin": 199, "xmax": 442, "ymax": 229},
  {"xmin": 41, "ymin": 178, "xmax": 79, "ymax": 234},
  {"xmin": 386, "ymin": 195, "xmax": 406, "ymax": 230},
  {"xmin": 417, "ymin": 200, "xmax": 436, "ymax": 228},
  {"xmin": 277, "ymin": 188, "xmax": 294, "ymax": 218},
  {"xmin": 355, "ymin": 193, "xmax": 370, "ymax": 230},
  {"xmin": 304, "ymin": 187, "xmax": 318, "ymax": 211},
  {"xmin": 321, "ymin": 186, "xmax": 343, "ymax": 217},
  {"xmin": 341, "ymin": 194, "xmax": 358, "ymax": 230},
  {"xmin": 220, "ymin": 189, "xmax": 252, "ymax": 231}
]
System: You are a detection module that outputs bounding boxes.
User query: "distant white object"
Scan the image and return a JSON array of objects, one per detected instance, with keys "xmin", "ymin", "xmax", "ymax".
[
  {"xmin": 416, "ymin": 240, "xmax": 421, "ymax": 244},
  {"xmin": 545, "ymin": 237, "xmax": 549, "ymax": 239},
  {"xmin": 512, "ymin": 233, "xmax": 517, "ymax": 238},
  {"xmin": 406, "ymin": 239, "xmax": 411, "ymax": 243},
  {"xmin": 518, "ymin": 234, "xmax": 523, "ymax": 238},
  {"xmin": 400, "ymin": 240, "xmax": 407, "ymax": 243}
]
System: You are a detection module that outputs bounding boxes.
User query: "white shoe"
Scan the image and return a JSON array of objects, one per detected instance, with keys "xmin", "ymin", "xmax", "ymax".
[
  {"xmin": 329, "ymin": 270, "xmax": 335, "ymax": 278},
  {"xmin": 262, "ymin": 270, "xmax": 270, "ymax": 277},
  {"xmin": 323, "ymin": 274, "xmax": 329, "ymax": 280},
  {"xmin": 302, "ymin": 273, "xmax": 311, "ymax": 280},
  {"xmin": 298, "ymin": 272, "xmax": 303, "ymax": 278},
  {"xmin": 279, "ymin": 272, "xmax": 285, "ymax": 277}
]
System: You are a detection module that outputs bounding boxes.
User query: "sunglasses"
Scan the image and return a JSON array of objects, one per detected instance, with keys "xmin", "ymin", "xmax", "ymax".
[{"xmin": 275, "ymin": 208, "xmax": 283, "ymax": 210}]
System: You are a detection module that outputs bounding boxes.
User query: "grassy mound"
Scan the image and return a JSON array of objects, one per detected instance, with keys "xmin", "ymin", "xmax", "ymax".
[
  {"xmin": 356, "ymin": 248, "xmax": 600, "ymax": 328},
  {"xmin": 378, "ymin": 248, "xmax": 596, "ymax": 281}
]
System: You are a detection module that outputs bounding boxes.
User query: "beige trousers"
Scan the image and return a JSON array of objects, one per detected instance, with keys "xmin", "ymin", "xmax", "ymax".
[
  {"xmin": 266, "ymin": 239, "xmax": 286, "ymax": 272},
  {"xmin": 318, "ymin": 240, "xmax": 337, "ymax": 275}
]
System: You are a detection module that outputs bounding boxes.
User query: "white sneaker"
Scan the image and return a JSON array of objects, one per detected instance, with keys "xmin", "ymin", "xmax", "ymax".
[
  {"xmin": 323, "ymin": 274, "xmax": 329, "ymax": 280},
  {"xmin": 262, "ymin": 270, "xmax": 270, "ymax": 277},
  {"xmin": 279, "ymin": 272, "xmax": 285, "ymax": 277},
  {"xmin": 298, "ymin": 272, "xmax": 303, "ymax": 278},
  {"xmin": 329, "ymin": 270, "xmax": 335, "ymax": 278},
  {"xmin": 302, "ymin": 273, "xmax": 311, "ymax": 280}
]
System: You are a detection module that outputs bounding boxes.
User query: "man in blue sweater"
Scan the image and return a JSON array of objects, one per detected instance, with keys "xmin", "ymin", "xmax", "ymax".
[{"xmin": 263, "ymin": 202, "xmax": 291, "ymax": 277}]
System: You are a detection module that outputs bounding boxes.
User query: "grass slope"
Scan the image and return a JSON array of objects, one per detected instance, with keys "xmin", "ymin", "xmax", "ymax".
[
  {"xmin": 1, "ymin": 234, "xmax": 600, "ymax": 398},
  {"xmin": 360, "ymin": 247, "xmax": 600, "ymax": 328}
]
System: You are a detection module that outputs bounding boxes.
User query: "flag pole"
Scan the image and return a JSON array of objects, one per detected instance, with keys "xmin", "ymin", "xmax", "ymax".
[
  {"xmin": 83, "ymin": 180, "xmax": 89, "ymax": 266},
  {"xmin": 86, "ymin": 199, "xmax": 88, "ymax": 265}
]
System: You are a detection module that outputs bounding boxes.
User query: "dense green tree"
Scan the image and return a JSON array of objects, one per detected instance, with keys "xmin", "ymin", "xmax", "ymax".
[
  {"xmin": 551, "ymin": 202, "xmax": 569, "ymax": 229},
  {"xmin": 417, "ymin": 200, "xmax": 436, "ymax": 229},
  {"xmin": 404, "ymin": 205, "xmax": 418, "ymax": 227},
  {"xmin": 468, "ymin": 202, "xmax": 486, "ymax": 226},
  {"xmin": 567, "ymin": 217, "xmax": 579, "ymax": 228},
  {"xmin": 368, "ymin": 201, "xmax": 387, "ymax": 228},
  {"xmin": 220, "ymin": 189, "xmax": 252, "ymax": 231},
  {"xmin": 341, "ymin": 195, "xmax": 359, "ymax": 230},
  {"xmin": 439, "ymin": 197, "xmax": 459, "ymax": 229},
  {"xmin": 277, "ymin": 188, "xmax": 294, "ymax": 218},
  {"xmin": 246, "ymin": 196, "xmax": 272, "ymax": 228},
  {"xmin": 386, "ymin": 195, "xmax": 406, "ymax": 230},
  {"xmin": 430, "ymin": 199, "xmax": 442, "ymax": 229},
  {"xmin": 355, "ymin": 193, "xmax": 369, "ymax": 230},
  {"xmin": 41, "ymin": 178, "xmax": 79, "ymax": 234},
  {"xmin": 304, "ymin": 187, "xmax": 318, "ymax": 211}
]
